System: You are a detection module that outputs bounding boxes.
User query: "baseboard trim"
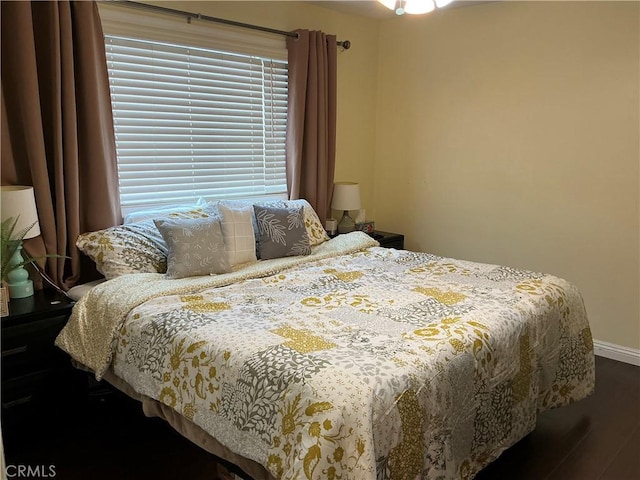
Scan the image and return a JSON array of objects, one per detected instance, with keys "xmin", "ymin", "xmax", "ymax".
[{"xmin": 593, "ymin": 340, "xmax": 640, "ymax": 366}]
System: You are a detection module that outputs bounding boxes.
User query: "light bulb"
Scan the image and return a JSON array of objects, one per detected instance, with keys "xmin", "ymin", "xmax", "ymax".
[{"xmin": 404, "ymin": 0, "xmax": 435, "ymax": 14}]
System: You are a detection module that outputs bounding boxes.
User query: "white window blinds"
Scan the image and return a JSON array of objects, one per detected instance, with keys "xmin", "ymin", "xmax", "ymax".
[{"xmin": 104, "ymin": 34, "xmax": 288, "ymax": 210}]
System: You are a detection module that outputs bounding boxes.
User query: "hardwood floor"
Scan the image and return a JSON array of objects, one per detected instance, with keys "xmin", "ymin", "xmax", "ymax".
[
  {"xmin": 3, "ymin": 356, "xmax": 639, "ymax": 479},
  {"xmin": 475, "ymin": 357, "xmax": 640, "ymax": 480}
]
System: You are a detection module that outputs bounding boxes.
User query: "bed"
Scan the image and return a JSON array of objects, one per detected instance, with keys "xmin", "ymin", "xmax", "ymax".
[{"xmin": 56, "ymin": 200, "xmax": 595, "ymax": 480}]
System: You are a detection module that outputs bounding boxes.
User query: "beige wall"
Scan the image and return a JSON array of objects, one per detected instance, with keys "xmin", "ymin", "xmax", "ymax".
[
  {"xmin": 133, "ymin": 1, "xmax": 639, "ymax": 351},
  {"xmin": 149, "ymin": 1, "xmax": 380, "ymax": 215},
  {"xmin": 375, "ymin": 1, "xmax": 640, "ymax": 350}
]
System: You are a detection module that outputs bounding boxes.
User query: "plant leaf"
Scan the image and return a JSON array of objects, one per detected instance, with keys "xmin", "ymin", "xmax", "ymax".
[{"xmin": 1, "ymin": 216, "xmax": 66, "ymax": 283}]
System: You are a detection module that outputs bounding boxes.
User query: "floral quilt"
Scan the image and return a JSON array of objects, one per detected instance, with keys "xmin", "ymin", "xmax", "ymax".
[{"xmin": 58, "ymin": 233, "xmax": 594, "ymax": 480}]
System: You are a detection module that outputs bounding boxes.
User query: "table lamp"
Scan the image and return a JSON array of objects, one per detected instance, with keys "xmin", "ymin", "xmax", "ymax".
[
  {"xmin": 1, "ymin": 186, "xmax": 41, "ymax": 298},
  {"xmin": 331, "ymin": 182, "xmax": 361, "ymax": 234}
]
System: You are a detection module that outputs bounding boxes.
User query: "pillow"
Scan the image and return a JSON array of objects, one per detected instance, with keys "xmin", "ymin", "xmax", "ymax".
[
  {"xmin": 253, "ymin": 204, "xmax": 311, "ymax": 260},
  {"xmin": 76, "ymin": 208, "xmax": 210, "ymax": 279},
  {"xmin": 203, "ymin": 200, "xmax": 220, "ymax": 217},
  {"xmin": 217, "ymin": 202, "xmax": 257, "ymax": 266},
  {"xmin": 154, "ymin": 217, "xmax": 229, "ymax": 279},
  {"xmin": 254, "ymin": 199, "xmax": 329, "ymax": 247},
  {"xmin": 67, "ymin": 279, "xmax": 107, "ymax": 301},
  {"xmin": 76, "ymin": 220, "xmax": 167, "ymax": 279},
  {"xmin": 123, "ymin": 198, "xmax": 206, "ymax": 224}
]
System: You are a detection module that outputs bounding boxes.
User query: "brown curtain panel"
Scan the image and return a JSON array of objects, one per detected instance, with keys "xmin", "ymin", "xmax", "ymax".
[
  {"xmin": 1, "ymin": 1, "xmax": 121, "ymax": 289},
  {"xmin": 285, "ymin": 30, "xmax": 337, "ymax": 223}
]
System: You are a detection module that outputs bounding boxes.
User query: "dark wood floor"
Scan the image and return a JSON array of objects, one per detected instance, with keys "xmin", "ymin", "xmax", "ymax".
[
  {"xmin": 3, "ymin": 356, "xmax": 639, "ymax": 480},
  {"xmin": 475, "ymin": 356, "xmax": 640, "ymax": 480}
]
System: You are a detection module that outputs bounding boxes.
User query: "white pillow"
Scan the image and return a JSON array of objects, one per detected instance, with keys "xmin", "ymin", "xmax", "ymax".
[
  {"xmin": 123, "ymin": 198, "xmax": 206, "ymax": 224},
  {"xmin": 67, "ymin": 279, "xmax": 106, "ymax": 301},
  {"xmin": 218, "ymin": 202, "xmax": 258, "ymax": 267}
]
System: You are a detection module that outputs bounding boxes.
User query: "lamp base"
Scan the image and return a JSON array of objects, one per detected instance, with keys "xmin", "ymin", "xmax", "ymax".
[
  {"xmin": 8, "ymin": 279, "xmax": 34, "ymax": 299},
  {"xmin": 337, "ymin": 211, "xmax": 355, "ymax": 234},
  {"xmin": 6, "ymin": 242, "xmax": 35, "ymax": 298}
]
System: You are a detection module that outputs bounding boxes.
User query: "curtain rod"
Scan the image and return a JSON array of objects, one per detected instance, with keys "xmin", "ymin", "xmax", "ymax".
[{"xmin": 121, "ymin": 1, "xmax": 351, "ymax": 50}]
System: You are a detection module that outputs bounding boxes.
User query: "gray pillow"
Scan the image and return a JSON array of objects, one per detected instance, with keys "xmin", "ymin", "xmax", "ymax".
[
  {"xmin": 253, "ymin": 205, "xmax": 311, "ymax": 260},
  {"xmin": 154, "ymin": 217, "xmax": 230, "ymax": 278}
]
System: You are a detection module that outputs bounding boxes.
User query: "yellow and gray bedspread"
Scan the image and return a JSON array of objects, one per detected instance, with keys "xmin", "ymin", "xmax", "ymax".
[{"xmin": 56, "ymin": 232, "xmax": 594, "ymax": 480}]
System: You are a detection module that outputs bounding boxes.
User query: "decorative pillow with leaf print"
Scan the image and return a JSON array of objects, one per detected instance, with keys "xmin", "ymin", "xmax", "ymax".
[
  {"xmin": 253, "ymin": 199, "xmax": 329, "ymax": 247},
  {"xmin": 154, "ymin": 216, "xmax": 229, "ymax": 279},
  {"xmin": 253, "ymin": 204, "xmax": 311, "ymax": 260}
]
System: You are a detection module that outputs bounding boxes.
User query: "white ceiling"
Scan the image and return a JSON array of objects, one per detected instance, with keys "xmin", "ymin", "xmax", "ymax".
[{"xmin": 308, "ymin": 1, "xmax": 491, "ymax": 20}]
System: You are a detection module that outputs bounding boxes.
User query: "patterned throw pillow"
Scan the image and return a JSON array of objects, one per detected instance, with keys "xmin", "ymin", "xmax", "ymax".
[
  {"xmin": 154, "ymin": 217, "xmax": 230, "ymax": 278},
  {"xmin": 218, "ymin": 202, "xmax": 258, "ymax": 267},
  {"xmin": 254, "ymin": 199, "xmax": 329, "ymax": 247},
  {"xmin": 76, "ymin": 208, "xmax": 210, "ymax": 280},
  {"xmin": 253, "ymin": 204, "xmax": 311, "ymax": 260}
]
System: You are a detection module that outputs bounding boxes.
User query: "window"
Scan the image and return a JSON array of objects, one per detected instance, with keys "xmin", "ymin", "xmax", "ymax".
[{"xmin": 99, "ymin": 4, "xmax": 288, "ymax": 212}]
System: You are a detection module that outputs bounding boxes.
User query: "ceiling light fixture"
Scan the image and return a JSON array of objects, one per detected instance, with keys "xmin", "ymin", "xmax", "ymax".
[{"xmin": 379, "ymin": 0, "xmax": 455, "ymax": 16}]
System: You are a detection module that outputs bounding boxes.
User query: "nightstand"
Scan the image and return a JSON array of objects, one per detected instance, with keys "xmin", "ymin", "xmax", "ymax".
[
  {"xmin": 370, "ymin": 231, "xmax": 405, "ymax": 249},
  {"xmin": 1, "ymin": 289, "xmax": 84, "ymax": 435}
]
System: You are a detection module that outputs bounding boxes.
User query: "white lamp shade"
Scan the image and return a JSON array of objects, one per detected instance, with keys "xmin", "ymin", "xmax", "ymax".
[
  {"xmin": 1, "ymin": 185, "xmax": 41, "ymax": 240},
  {"xmin": 331, "ymin": 182, "xmax": 361, "ymax": 211}
]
